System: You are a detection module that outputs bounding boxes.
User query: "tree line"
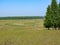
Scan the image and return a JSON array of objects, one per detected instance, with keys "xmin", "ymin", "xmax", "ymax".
[
  {"xmin": 44, "ymin": 0, "xmax": 60, "ymax": 30},
  {"xmin": 0, "ymin": 16, "xmax": 44, "ymax": 20}
]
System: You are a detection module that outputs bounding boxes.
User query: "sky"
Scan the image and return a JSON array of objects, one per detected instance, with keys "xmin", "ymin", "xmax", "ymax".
[{"xmin": 0, "ymin": 0, "xmax": 59, "ymax": 17}]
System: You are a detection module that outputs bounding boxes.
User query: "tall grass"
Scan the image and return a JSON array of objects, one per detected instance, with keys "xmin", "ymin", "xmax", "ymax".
[{"xmin": 0, "ymin": 19, "xmax": 60, "ymax": 45}]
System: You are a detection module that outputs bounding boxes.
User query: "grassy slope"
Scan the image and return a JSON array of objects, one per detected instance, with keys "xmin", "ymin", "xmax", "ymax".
[{"xmin": 0, "ymin": 19, "xmax": 60, "ymax": 45}]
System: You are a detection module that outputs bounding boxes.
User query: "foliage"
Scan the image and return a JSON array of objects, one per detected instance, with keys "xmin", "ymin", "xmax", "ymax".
[
  {"xmin": 51, "ymin": 0, "xmax": 58, "ymax": 29},
  {"xmin": 0, "ymin": 16, "xmax": 44, "ymax": 20},
  {"xmin": 57, "ymin": 2, "xmax": 60, "ymax": 28},
  {"xmin": 44, "ymin": 0, "xmax": 60, "ymax": 30},
  {"xmin": 44, "ymin": 5, "xmax": 53, "ymax": 30}
]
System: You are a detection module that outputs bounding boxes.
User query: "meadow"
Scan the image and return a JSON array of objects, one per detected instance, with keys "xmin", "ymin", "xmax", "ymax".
[{"xmin": 0, "ymin": 19, "xmax": 60, "ymax": 45}]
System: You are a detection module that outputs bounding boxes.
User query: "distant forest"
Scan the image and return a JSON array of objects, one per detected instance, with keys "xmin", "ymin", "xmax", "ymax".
[{"xmin": 0, "ymin": 16, "xmax": 44, "ymax": 20}]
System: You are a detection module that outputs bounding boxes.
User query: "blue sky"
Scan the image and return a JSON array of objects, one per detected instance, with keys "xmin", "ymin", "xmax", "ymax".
[{"xmin": 0, "ymin": 0, "xmax": 59, "ymax": 17}]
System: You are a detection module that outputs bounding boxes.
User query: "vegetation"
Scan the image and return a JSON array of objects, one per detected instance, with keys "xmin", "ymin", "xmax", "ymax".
[
  {"xmin": 57, "ymin": 2, "xmax": 60, "ymax": 29},
  {"xmin": 44, "ymin": 0, "xmax": 60, "ymax": 30},
  {"xmin": 0, "ymin": 19, "xmax": 60, "ymax": 45},
  {"xmin": 44, "ymin": 5, "xmax": 53, "ymax": 30},
  {"xmin": 0, "ymin": 0, "xmax": 60, "ymax": 45},
  {"xmin": 0, "ymin": 16, "xmax": 44, "ymax": 20}
]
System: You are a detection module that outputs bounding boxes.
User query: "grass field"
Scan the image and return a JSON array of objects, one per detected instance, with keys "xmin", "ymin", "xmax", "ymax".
[{"xmin": 0, "ymin": 19, "xmax": 60, "ymax": 45}]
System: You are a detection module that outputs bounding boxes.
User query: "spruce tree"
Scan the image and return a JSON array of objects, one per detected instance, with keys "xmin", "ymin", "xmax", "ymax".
[
  {"xmin": 57, "ymin": 2, "xmax": 60, "ymax": 29},
  {"xmin": 51, "ymin": 0, "xmax": 58, "ymax": 30},
  {"xmin": 44, "ymin": 5, "xmax": 53, "ymax": 30}
]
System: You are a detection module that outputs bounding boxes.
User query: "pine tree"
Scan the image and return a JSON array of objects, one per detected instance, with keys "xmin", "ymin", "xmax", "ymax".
[
  {"xmin": 57, "ymin": 2, "xmax": 60, "ymax": 29},
  {"xmin": 51, "ymin": 0, "xmax": 58, "ymax": 30},
  {"xmin": 44, "ymin": 5, "xmax": 53, "ymax": 30}
]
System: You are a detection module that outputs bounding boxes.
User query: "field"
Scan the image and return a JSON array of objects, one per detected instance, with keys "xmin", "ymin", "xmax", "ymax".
[{"xmin": 0, "ymin": 19, "xmax": 60, "ymax": 45}]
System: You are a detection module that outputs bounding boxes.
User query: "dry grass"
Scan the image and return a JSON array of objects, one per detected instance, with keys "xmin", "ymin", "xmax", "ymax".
[{"xmin": 0, "ymin": 19, "xmax": 60, "ymax": 45}]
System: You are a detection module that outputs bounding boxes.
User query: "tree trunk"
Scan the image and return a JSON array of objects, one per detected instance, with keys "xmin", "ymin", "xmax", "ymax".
[
  {"xmin": 54, "ymin": 27, "xmax": 57, "ymax": 30},
  {"xmin": 48, "ymin": 27, "xmax": 50, "ymax": 30},
  {"xmin": 58, "ymin": 27, "xmax": 60, "ymax": 30}
]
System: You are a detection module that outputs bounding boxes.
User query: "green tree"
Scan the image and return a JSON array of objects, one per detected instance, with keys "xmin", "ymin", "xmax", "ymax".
[
  {"xmin": 44, "ymin": 5, "xmax": 53, "ymax": 30},
  {"xmin": 51, "ymin": 0, "xmax": 58, "ymax": 30},
  {"xmin": 57, "ymin": 2, "xmax": 60, "ymax": 30}
]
